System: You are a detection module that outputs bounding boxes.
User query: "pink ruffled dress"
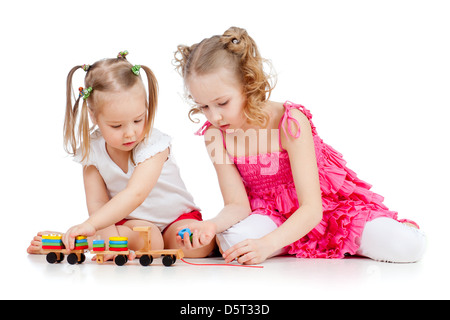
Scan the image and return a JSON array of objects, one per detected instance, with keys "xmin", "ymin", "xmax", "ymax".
[{"xmin": 196, "ymin": 101, "xmax": 418, "ymax": 259}]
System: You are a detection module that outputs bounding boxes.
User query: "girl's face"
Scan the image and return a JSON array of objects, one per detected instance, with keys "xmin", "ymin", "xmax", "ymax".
[
  {"xmin": 91, "ymin": 84, "xmax": 147, "ymax": 154},
  {"xmin": 187, "ymin": 67, "xmax": 248, "ymax": 131}
]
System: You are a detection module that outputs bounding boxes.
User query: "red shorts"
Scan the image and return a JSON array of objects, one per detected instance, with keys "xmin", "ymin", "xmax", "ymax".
[{"xmin": 115, "ymin": 210, "xmax": 203, "ymax": 232}]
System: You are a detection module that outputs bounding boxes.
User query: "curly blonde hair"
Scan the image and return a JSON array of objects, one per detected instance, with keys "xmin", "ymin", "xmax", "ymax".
[{"xmin": 174, "ymin": 27, "xmax": 276, "ymax": 127}]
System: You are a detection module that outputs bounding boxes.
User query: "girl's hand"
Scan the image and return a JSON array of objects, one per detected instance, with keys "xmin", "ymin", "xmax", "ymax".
[
  {"xmin": 176, "ymin": 221, "xmax": 217, "ymax": 250},
  {"xmin": 223, "ymin": 238, "xmax": 274, "ymax": 265},
  {"xmin": 62, "ymin": 222, "xmax": 96, "ymax": 250}
]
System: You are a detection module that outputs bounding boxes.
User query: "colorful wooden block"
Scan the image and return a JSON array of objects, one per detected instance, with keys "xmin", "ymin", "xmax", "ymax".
[
  {"xmin": 42, "ymin": 234, "xmax": 63, "ymax": 240},
  {"xmin": 109, "ymin": 247, "xmax": 128, "ymax": 252},
  {"xmin": 42, "ymin": 238, "xmax": 63, "ymax": 244},
  {"xmin": 42, "ymin": 246, "xmax": 64, "ymax": 250},
  {"xmin": 109, "ymin": 244, "xmax": 128, "ymax": 248},
  {"xmin": 109, "ymin": 237, "xmax": 127, "ymax": 242},
  {"xmin": 108, "ymin": 240, "xmax": 128, "ymax": 245}
]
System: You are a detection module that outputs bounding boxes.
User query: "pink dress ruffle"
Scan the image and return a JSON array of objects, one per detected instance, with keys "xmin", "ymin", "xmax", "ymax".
[{"xmin": 197, "ymin": 101, "xmax": 418, "ymax": 259}]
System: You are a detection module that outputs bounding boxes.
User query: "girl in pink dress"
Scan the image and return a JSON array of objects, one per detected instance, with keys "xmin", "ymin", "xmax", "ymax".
[{"xmin": 173, "ymin": 27, "xmax": 426, "ymax": 264}]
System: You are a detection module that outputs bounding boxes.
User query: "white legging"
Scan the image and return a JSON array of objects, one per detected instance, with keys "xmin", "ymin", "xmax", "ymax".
[{"xmin": 216, "ymin": 215, "xmax": 427, "ymax": 263}]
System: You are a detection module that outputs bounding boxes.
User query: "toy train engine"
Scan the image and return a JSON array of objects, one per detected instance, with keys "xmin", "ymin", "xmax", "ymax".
[{"xmin": 42, "ymin": 234, "xmax": 87, "ymax": 265}]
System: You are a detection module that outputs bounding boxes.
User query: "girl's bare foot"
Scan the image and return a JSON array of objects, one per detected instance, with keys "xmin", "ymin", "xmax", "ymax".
[{"xmin": 27, "ymin": 231, "xmax": 62, "ymax": 254}]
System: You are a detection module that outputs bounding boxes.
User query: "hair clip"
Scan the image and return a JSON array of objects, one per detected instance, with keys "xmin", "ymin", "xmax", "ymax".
[
  {"xmin": 82, "ymin": 64, "xmax": 90, "ymax": 72},
  {"xmin": 131, "ymin": 65, "xmax": 141, "ymax": 76},
  {"xmin": 117, "ymin": 50, "xmax": 129, "ymax": 59},
  {"xmin": 79, "ymin": 86, "xmax": 93, "ymax": 100}
]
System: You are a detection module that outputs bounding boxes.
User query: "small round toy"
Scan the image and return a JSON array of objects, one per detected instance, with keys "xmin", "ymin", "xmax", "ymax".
[{"xmin": 178, "ymin": 228, "xmax": 193, "ymax": 242}]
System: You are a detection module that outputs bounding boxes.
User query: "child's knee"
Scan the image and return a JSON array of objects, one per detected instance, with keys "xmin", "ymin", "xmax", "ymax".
[
  {"xmin": 358, "ymin": 217, "xmax": 427, "ymax": 263},
  {"xmin": 392, "ymin": 224, "xmax": 427, "ymax": 263},
  {"xmin": 216, "ymin": 214, "xmax": 278, "ymax": 253},
  {"xmin": 118, "ymin": 221, "xmax": 164, "ymax": 251}
]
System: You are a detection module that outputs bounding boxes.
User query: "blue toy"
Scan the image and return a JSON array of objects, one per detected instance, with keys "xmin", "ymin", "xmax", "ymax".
[{"xmin": 178, "ymin": 228, "xmax": 193, "ymax": 242}]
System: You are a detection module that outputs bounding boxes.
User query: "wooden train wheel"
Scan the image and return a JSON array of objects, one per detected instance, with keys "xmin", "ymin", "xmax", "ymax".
[
  {"xmin": 139, "ymin": 255, "xmax": 153, "ymax": 266},
  {"xmin": 162, "ymin": 255, "xmax": 175, "ymax": 267}
]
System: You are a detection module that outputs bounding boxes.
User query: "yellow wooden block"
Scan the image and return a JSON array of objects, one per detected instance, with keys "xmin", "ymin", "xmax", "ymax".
[
  {"xmin": 42, "ymin": 234, "xmax": 62, "ymax": 240},
  {"xmin": 109, "ymin": 236, "xmax": 128, "ymax": 241}
]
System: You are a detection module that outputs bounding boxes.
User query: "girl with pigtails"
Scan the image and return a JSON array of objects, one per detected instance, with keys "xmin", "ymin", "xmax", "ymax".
[
  {"xmin": 174, "ymin": 27, "xmax": 427, "ymax": 264},
  {"xmin": 27, "ymin": 51, "xmax": 215, "ymax": 260}
]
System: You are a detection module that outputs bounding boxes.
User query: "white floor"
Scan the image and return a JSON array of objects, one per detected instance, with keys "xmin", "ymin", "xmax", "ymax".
[{"xmin": 4, "ymin": 234, "xmax": 448, "ymax": 300}]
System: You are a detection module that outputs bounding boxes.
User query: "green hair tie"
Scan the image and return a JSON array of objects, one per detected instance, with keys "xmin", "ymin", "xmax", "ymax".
[
  {"xmin": 79, "ymin": 86, "xmax": 93, "ymax": 100},
  {"xmin": 117, "ymin": 50, "xmax": 129, "ymax": 58},
  {"xmin": 131, "ymin": 65, "xmax": 141, "ymax": 76}
]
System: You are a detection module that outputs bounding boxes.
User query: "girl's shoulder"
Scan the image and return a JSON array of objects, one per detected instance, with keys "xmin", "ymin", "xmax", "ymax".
[
  {"xmin": 266, "ymin": 100, "xmax": 312, "ymax": 129},
  {"xmin": 133, "ymin": 128, "xmax": 172, "ymax": 166}
]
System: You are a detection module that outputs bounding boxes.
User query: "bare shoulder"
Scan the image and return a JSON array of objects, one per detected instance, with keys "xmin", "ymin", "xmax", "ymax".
[{"xmin": 270, "ymin": 102, "xmax": 312, "ymax": 147}]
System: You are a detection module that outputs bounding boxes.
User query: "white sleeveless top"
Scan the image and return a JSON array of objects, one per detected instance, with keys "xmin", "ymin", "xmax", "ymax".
[{"xmin": 74, "ymin": 128, "xmax": 200, "ymax": 231}]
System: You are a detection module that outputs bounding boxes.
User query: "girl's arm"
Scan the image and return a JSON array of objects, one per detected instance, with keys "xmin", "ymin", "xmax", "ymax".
[
  {"xmin": 224, "ymin": 110, "xmax": 323, "ymax": 264},
  {"xmin": 83, "ymin": 165, "xmax": 110, "ymax": 216},
  {"xmin": 264, "ymin": 109, "xmax": 323, "ymax": 248},
  {"xmin": 62, "ymin": 148, "xmax": 169, "ymax": 249},
  {"xmin": 205, "ymin": 127, "xmax": 252, "ymax": 233},
  {"xmin": 208, "ymin": 159, "xmax": 252, "ymax": 233}
]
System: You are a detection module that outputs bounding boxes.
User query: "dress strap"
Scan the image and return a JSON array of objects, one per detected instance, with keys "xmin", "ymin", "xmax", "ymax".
[
  {"xmin": 279, "ymin": 101, "xmax": 302, "ymax": 140},
  {"xmin": 278, "ymin": 101, "xmax": 316, "ymax": 151},
  {"xmin": 194, "ymin": 120, "xmax": 212, "ymax": 136},
  {"xmin": 194, "ymin": 120, "xmax": 229, "ymax": 158}
]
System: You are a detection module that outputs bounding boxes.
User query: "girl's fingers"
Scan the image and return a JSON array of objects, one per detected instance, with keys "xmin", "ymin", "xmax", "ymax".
[
  {"xmin": 237, "ymin": 251, "xmax": 256, "ymax": 265},
  {"xmin": 191, "ymin": 231, "xmax": 201, "ymax": 248},
  {"xmin": 224, "ymin": 243, "xmax": 250, "ymax": 263},
  {"xmin": 182, "ymin": 232, "xmax": 193, "ymax": 250}
]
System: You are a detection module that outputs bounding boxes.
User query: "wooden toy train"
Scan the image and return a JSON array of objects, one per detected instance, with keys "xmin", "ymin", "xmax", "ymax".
[{"xmin": 41, "ymin": 226, "xmax": 190, "ymax": 267}]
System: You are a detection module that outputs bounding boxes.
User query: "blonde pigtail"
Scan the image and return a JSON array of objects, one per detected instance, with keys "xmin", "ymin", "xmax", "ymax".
[
  {"xmin": 77, "ymin": 99, "xmax": 91, "ymax": 162},
  {"xmin": 64, "ymin": 65, "xmax": 83, "ymax": 156},
  {"xmin": 64, "ymin": 65, "xmax": 94, "ymax": 162},
  {"xmin": 139, "ymin": 65, "xmax": 159, "ymax": 138}
]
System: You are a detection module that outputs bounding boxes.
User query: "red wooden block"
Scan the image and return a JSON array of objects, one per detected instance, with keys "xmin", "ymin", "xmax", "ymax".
[
  {"xmin": 75, "ymin": 245, "xmax": 89, "ymax": 250},
  {"xmin": 109, "ymin": 247, "xmax": 128, "ymax": 252}
]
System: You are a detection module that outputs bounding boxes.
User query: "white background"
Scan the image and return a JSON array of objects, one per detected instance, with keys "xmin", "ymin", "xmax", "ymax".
[{"xmin": 1, "ymin": 0, "xmax": 449, "ymax": 300}]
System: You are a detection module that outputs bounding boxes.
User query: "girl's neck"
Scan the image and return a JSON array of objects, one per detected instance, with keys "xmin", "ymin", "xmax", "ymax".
[
  {"xmin": 224, "ymin": 101, "xmax": 285, "ymax": 157},
  {"xmin": 239, "ymin": 100, "xmax": 282, "ymax": 131},
  {"xmin": 106, "ymin": 143, "xmax": 131, "ymax": 173}
]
